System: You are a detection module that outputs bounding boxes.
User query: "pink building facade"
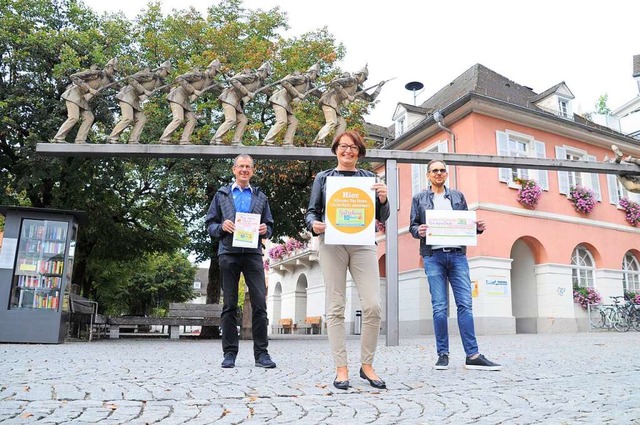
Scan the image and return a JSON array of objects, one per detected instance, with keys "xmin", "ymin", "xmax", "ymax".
[
  {"xmin": 266, "ymin": 62, "xmax": 640, "ymax": 336},
  {"xmin": 379, "ymin": 63, "xmax": 640, "ymax": 335}
]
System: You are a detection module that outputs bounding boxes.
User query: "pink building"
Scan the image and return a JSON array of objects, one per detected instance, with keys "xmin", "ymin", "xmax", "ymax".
[
  {"xmin": 380, "ymin": 62, "xmax": 640, "ymax": 334},
  {"xmin": 267, "ymin": 61, "xmax": 640, "ymax": 336}
]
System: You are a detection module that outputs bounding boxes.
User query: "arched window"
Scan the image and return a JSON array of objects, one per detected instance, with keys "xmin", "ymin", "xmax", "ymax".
[
  {"xmin": 571, "ymin": 246, "xmax": 595, "ymax": 288},
  {"xmin": 622, "ymin": 253, "xmax": 640, "ymax": 292}
]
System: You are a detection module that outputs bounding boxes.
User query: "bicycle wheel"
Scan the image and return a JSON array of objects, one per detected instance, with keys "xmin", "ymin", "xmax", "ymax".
[
  {"xmin": 613, "ymin": 309, "xmax": 631, "ymax": 332},
  {"xmin": 589, "ymin": 305, "xmax": 606, "ymax": 330},
  {"xmin": 630, "ymin": 306, "xmax": 640, "ymax": 331}
]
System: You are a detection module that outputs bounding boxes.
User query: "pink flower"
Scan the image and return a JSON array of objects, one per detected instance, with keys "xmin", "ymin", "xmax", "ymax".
[
  {"xmin": 573, "ymin": 286, "xmax": 601, "ymax": 309},
  {"xmin": 569, "ymin": 185, "xmax": 596, "ymax": 214},
  {"xmin": 619, "ymin": 198, "xmax": 640, "ymax": 226},
  {"xmin": 515, "ymin": 178, "xmax": 542, "ymax": 209}
]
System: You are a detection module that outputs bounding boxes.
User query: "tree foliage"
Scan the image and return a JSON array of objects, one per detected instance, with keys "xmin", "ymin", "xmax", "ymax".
[
  {"xmin": 0, "ymin": 0, "xmax": 380, "ymax": 318},
  {"xmin": 94, "ymin": 251, "xmax": 196, "ymax": 316}
]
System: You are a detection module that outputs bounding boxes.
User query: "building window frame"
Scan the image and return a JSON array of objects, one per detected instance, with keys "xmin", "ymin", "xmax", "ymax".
[
  {"xmin": 622, "ymin": 253, "xmax": 640, "ymax": 293},
  {"xmin": 411, "ymin": 140, "xmax": 448, "ymax": 197},
  {"xmin": 571, "ymin": 245, "xmax": 595, "ymax": 289},
  {"xmin": 496, "ymin": 130, "xmax": 549, "ymax": 190},
  {"xmin": 395, "ymin": 115, "xmax": 406, "ymax": 138},
  {"xmin": 555, "ymin": 145, "xmax": 601, "ymax": 200}
]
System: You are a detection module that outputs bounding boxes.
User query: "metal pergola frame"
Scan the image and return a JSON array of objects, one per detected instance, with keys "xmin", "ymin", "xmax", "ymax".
[{"xmin": 36, "ymin": 143, "xmax": 640, "ymax": 345}]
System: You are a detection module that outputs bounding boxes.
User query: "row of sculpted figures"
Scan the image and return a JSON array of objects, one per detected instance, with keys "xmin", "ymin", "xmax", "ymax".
[{"xmin": 51, "ymin": 58, "xmax": 388, "ymax": 147}]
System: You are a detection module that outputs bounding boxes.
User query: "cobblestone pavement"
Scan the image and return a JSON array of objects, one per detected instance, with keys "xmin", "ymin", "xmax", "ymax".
[{"xmin": 1, "ymin": 332, "xmax": 639, "ymax": 424}]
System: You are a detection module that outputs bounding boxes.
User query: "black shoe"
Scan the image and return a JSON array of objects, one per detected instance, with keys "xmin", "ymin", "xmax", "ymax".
[
  {"xmin": 465, "ymin": 354, "xmax": 502, "ymax": 371},
  {"xmin": 255, "ymin": 353, "xmax": 276, "ymax": 368},
  {"xmin": 359, "ymin": 367, "xmax": 386, "ymax": 389},
  {"xmin": 435, "ymin": 354, "xmax": 449, "ymax": 370},
  {"xmin": 221, "ymin": 353, "xmax": 236, "ymax": 368},
  {"xmin": 333, "ymin": 377, "xmax": 350, "ymax": 390}
]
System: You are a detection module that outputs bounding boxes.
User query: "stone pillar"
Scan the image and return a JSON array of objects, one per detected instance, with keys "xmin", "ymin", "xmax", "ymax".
[{"xmin": 241, "ymin": 285, "xmax": 253, "ymax": 340}]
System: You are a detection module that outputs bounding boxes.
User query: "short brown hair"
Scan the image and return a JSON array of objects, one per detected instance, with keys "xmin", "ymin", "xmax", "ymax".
[
  {"xmin": 427, "ymin": 159, "xmax": 447, "ymax": 172},
  {"xmin": 330, "ymin": 130, "xmax": 367, "ymax": 157}
]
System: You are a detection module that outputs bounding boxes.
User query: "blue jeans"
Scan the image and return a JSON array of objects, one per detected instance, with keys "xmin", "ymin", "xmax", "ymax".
[{"xmin": 423, "ymin": 251, "xmax": 479, "ymax": 357}]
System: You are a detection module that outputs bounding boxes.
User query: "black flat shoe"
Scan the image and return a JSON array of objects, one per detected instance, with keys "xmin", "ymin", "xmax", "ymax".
[
  {"xmin": 359, "ymin": 367, "xmax": 386, "ymax": 389},
  {"xmin": 333, "ymin": 377, "xmax": 350, "ymax": 390}
]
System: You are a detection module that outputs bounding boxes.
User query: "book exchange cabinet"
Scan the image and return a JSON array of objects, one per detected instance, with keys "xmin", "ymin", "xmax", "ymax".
[{"xmin": 0, "ymin": 206, "xmax": 84, "ymax": 343}]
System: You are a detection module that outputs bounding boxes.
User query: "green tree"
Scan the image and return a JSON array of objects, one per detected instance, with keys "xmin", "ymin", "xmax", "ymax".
[
  {"xmin": 0, "ymin": 0, "xmax": 378, "ymax": 333},
  {"xmin": 595, "ymin": 94, "xmax": 611, "ymax": 115},
  {"xmin": 95, "ymin": 251, "xmax": 196, "ymax": 316}
]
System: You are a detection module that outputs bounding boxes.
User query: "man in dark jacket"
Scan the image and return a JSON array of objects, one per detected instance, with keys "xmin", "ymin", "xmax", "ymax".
[
  {"xmin": 409, "ymin": 159, "xmax": 501, "ymax": 371},
  {"xmin": 205, "ymin": 154, "xmax": 276, "ymax": 369}
]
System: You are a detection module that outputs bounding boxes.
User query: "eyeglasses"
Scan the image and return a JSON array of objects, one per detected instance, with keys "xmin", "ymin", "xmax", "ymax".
[
  {"xmin": 337, "ymin": 144, "xmax": 359, "ymax": 153},
  {"xmin": 234, "ymin": 164, "xmax": 253, "ymax": 170},
  {"xmin": 429, "ymin": 168, "xmax": 447, "ymax": 174}
]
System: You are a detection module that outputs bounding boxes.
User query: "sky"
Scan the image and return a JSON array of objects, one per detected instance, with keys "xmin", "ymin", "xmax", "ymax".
[{"xmin": 84, "ymin": 0, "xmax": 639, "ymax": 127}]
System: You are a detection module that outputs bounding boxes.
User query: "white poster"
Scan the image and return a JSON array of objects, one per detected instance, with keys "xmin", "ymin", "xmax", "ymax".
[
  {"xmin": 324, "ymin": 176, "xmax": 376, "ymax": 245},
  {"xmin": 425, "ymin": 210, "xmax": 477, "ymax": 246},
  {"xmin": 232, "ymin": 212, "xmax": 261, "ymax": 248},
  {"xmin": 0, "ymin": 238, "xmax": 17, "ymax": 269}
]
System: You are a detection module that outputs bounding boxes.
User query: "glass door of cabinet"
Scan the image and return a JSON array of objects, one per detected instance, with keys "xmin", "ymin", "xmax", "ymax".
[{"xmin": 10, "ymin": 219, "xmax": 69, "ymax": 310}]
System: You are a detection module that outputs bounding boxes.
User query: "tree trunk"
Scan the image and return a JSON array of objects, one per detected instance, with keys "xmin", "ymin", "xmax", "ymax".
[{"xmin": 200, "ymin": 240, "xmax": 221, "ymax": 339}]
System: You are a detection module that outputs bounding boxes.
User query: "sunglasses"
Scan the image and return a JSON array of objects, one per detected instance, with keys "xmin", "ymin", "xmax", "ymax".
[{"xmin": 429, "ymin": 168, "xmax": 447, "ymax": 174}]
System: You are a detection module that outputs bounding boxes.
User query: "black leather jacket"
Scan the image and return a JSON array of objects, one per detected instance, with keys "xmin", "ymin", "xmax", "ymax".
[
  {"xmin": 305, "ymin": 168, "xmax": 390, "ymax": 235},
  {"xmin": 409, "ymin": 186, "xmax": 482, "ymax": 257},
  {"xmin": 205, "ymin": 184, "xmax": 273, "ymax": 256}
]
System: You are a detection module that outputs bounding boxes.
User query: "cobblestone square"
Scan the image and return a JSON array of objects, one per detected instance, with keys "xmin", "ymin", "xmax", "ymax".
[{"xmin": 1, "ymin": 332, "xmax": 639, "ymax": 424}]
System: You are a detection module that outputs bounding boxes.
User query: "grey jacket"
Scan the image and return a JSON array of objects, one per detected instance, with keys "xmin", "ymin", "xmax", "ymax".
[
  {"xmin": 409, "ymin": 186, "xmax": 482, "ymax": 257},
  {"xmin": 205, "ymin": 184, "xmax": 273, "ymax": 256},
  {"xmin": 305, "ymin": 168, "xmax": 390, "ymax": 235}
]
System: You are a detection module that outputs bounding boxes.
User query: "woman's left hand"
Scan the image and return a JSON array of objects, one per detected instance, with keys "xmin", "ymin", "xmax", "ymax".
[{"xmin": 372, "ymin": 182, "xmax": 388, "ymax": 204}]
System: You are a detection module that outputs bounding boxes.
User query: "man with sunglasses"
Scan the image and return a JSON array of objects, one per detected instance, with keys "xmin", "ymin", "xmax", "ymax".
[{"xmin": 409, "ymin": 160, "xmax": 501, "ymax": 371}]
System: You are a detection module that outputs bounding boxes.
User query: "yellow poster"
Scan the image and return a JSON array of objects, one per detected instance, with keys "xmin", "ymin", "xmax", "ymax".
[{"xmin": 324, "ymin": 176, "xmax": 376, "ymax": 245}]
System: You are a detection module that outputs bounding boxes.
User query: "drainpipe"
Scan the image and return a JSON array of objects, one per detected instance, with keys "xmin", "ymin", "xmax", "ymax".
[{"xmin": 433, "ymin": 110, "xmax": 457, "ymax": 189}]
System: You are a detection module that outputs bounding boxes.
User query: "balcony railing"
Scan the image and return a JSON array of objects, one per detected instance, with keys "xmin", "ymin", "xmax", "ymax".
[{"xmin": 268, "ymin": 238, "xmax": 319, "ymax": 273}]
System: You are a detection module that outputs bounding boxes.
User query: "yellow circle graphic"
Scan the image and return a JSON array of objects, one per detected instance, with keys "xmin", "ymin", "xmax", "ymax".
[{"xmin": 326, "ymin": 187, "xmax": 374, "ymax": 234}]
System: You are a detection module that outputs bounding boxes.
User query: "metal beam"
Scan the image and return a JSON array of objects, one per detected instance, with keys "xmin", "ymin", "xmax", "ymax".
[
  {"xmin": 384, "ymin": 160, "xmax": 399, "ymax": 346},
  {"xmin": 36, "ymin": 143, "xmax": 640, "ymax": 175},
  {"xmin": 34, "ymin": 142, "xmax": 640, "ymax": 348}
]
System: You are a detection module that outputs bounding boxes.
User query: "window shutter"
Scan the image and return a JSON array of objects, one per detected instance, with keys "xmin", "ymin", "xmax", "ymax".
[
  {"xmin": 411, "ymin": 164, "xmax": 421, "ymax": 196},
  {"xmin": 607, "ymin": 174, "xmax": 620, "ymax": 205},
  {"xmin": 556, "ymin": 146, "xmax": 569, "ymax": 194},
  {"xmin": 587, "ymin": 155, "xmax": 601, "ymax": 201},
  {"xmin": 534, "ymin": 140, "xmax": 549, "ymax": 190},
  {"xmin": 496, "ymin": 131, "xmax": 511, "ymax": 183}
]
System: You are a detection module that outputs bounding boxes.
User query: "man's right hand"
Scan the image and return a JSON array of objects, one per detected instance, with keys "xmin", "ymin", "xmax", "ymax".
[
  {"xmin": 418, "ymin": 224, "xmax": 429, "ymax": 238},
  {"xmin": 222, "ymin": 219, "xmax": 235, "ymax": 233}
]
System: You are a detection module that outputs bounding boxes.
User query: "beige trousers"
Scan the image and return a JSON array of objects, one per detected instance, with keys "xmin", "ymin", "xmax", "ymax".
[
  {"xmin": 318, "ymin": 239, "xmax": 382, "ymax": 367},
  {"xmin": 160, "ymin": 102, "xmax": 196, "ymax": 143},
  {"xmin": 263, "ymin": 104, "xmax": 298, "ymax": 145},
  {"xmin": 314, "ymin": 105, "xmax": 346, "ymax": 144},
  {"xmin": 53, "ymin": 101, "xmax": 94, "ymax": 143}
]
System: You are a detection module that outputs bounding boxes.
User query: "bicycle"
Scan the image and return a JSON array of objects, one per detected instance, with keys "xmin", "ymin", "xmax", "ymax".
[
  {"xmin": 620, "ymin": 297, "xmax": 640, "ymax": 331},
  {"xmin": 611, "ymin": 296, "xmax": 631, "ymax": 332},
  {"xmin": 588, "ymin": 298, "xmax": 629, "ymax": 332}
]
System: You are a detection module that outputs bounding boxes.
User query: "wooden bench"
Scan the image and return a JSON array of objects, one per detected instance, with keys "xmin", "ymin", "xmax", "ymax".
[
  {"xmin": 304, "ymin": 316, "xmax": 322, "ymax": 335},
  {"xmin": 108, "ymin": 303, "xmax": 222, "ymax": 339},
  {"xmin": 277, "ymin": 318, "xmax": 293, "ymax": 334}
]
